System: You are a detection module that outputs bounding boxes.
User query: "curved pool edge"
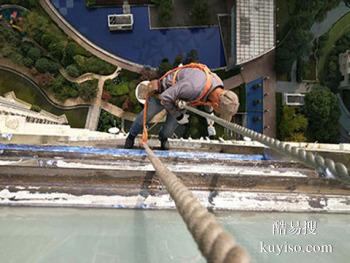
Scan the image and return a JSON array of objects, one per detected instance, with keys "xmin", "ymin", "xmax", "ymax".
[{"xmin": 39, "ymin": 0, "xmax": 146, "ymax": 73}]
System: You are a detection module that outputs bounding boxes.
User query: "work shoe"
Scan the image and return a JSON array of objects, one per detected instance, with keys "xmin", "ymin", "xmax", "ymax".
[
  {"xmin": 124, "ymin": 134, "xmax": 135, "ymax": 149},
  {"xmin": 160, "ymin": 139, "xmax": 169, "ymax": 150}
]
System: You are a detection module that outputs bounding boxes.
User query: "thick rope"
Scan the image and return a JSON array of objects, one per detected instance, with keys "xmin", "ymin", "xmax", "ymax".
[
  {"xmin": 183, "ymin": 105, "xmax": 350, "ymax": 183},
  {"xmin": 142, "ymin": 143, "xmax": 250, "ymax": 263}
]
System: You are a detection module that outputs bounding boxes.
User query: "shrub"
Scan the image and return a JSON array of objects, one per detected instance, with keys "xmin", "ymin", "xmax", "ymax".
[
  {"xmin": 78, "ymin": 80, "xmax": 98, "ymax": 101},
  {"xmin": 35, "ymin": 58, "xmax": 59, "ymax": 73},
  {"xmin": 303, "ymin": 85, "xmax": 340, "ymax": 143},
  {"xmin": 279, "ymin": 106, "xmax": 308, "ymax": 142},
  {"xmin": 66, "ymin": 64, "xmax": 80, "ymax": 78},
  {"xmin": 86, "ymin": 0, "xmax": 96, "ymax": 8},
  {"xmin": 158, "ymin": 58, "xmax": 172, "ymax": 76},
  {"xmin": 23, "ymin": 57, "xmax": 34, "ymax": 67},
  {"xmin": 27, "ymin": 47, "xmax": 41, "ymax": 61},
  {"xmin": 190, "ymin": 0, "xmax": 210, "ymax": 25},
  {"xmin": 30, "ymin": 105, "xmax": 41, "ymax": 112},
  {"xmin": 185, "ymin": 49, "xmax": 199, "ymax": 64}
]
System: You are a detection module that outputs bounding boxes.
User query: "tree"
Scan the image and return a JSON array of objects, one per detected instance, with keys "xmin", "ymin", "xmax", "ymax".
[
  {"xmin": 190, "ymin": 0, "xmax": 210, "ymax": 25},
  {"xmin": 275, "ymin": 47, "xmax": 295, "ymax": 74},
  {"xmin": 23, "ymin": 57, "xmax": 34, "ymax": 67},
  {"xmin": 78, "ymin": 81, "xmax": 97, "ymax": 101},
  {"xmin": 40, "ymin": 34, "xmax": 58, "ymax": 49},
  {"xmin": 303, "ymin": 85, "xmax": 340, "ymax": 143},
  {"xmin": 279, "ymin": 106, "xmax": 308, "ymax": 142},
  {"xmin": 48, "ymin": 41, "xmax": 66, "ymax": 61},
  {"xmin": 35, "ymin": 58, "xmax": 59, "ymax": 73},
  {"xmin": 25, "ymin": 12, "xmax": 50, "ymax": 42},
  {"xmin": 62, "ymin": 41, "xmax": 90, "ymax": 66},
  {"xmin": 173, "ymin": 54, "xmax": 184, "ymax": 67},
  {"xmin": 74, "ymin": 55, "xmax": 115, "ymax": 75},
  {"xmin": 185, "ymin": 49, "xmax": 199, "ymax": 64},
  {"xmin": 158, "ymin": 58, "xmax": 172, "ymax": 76},
  {"xmin": 66, "ymin": 64, "xmax": 80, "ymax": 78},
  {"xmin": 113, "ymin": 82, "xmax": 129, "ymax": 96},
  {"xmin": 97, "ymin": 110, "xmax": 121, "ymax": 132},
  {"xmin": 27, "ymin": 47, "xmax": 41, "ymax": 61},
  {"xmin": 30, "ymin": 105, "xmax": 41, "ymax": 112},
  {"xmin": 152, "ymin": 0, "xmax": 173, "ymax": 26}
]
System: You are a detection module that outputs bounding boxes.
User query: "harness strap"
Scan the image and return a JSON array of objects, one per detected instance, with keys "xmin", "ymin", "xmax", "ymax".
[
  {"xmin": 159, "ymin": 63, "xmax": 220, "ymax": 107},
  {"xmin": 142, "ymin": 64, "xmax": 221, "ymax": 144},
  {"xmin": 141, "ymin": 94, "xmax": 149, "ymax": 145}
]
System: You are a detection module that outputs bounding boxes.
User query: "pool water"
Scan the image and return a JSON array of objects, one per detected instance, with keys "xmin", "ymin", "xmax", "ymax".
[{"xmin": 51, "ymin": 0, "xmax": 226, "ymax": 68}]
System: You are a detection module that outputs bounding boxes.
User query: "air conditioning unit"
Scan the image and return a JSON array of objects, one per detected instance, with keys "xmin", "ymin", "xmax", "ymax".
[{"xmin": 283, "ymin": 93, "xmax": 305, "ymax": 106}]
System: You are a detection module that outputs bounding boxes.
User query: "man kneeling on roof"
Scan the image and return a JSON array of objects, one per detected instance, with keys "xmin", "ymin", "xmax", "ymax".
[{"xmin": 124, "ymin": 63, "xmax": 240, "ymax": 150}]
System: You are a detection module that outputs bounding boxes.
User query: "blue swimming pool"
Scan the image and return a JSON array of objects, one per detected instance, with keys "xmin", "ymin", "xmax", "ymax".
[
  {"xmin": 51, "ymin": 0, "xmax": 226, "ymax": 68},
  {"xmin": 246, "ymin": 78, "xmax": 264, "ymax": 133}
]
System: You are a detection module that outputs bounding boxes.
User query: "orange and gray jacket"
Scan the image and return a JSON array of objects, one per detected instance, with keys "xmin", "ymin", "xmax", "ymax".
[{"xmin": 159, "ymin": 68, "xmax": 223, "ymax": 118}]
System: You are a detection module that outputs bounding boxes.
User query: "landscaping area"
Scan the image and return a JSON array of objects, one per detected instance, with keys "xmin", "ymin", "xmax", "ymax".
[
  {"xmin": 103, "ymin": 69, "xmax": 143, "ymax": 114},
  {"xmin": 0, "ymin": 68, "xmax": 88, "ymax": 128},
  {"xmin": 149, "ymin": 0, "xmax": 228, "ymax": 28},
  {"xmin": 0, "ymin": 1, "xmax": 116, "ymax": 103},
  {"xmin": 275, "ymin": 0, "xmax": 343, "ymax": 79},
  {"xmin": 275, "ymin": 86, "xmax": 341, "ymax": 143},
  {"xmin": 321, "ymin": 31, "xmax": 350, "ymax": 92},
  {"xmin": 317, "ymin": 12, "xmax": 350, "ymax": 78},
  {"xmin": 1, "ymin": 0, "xmax": 242, "ymax": 138}
]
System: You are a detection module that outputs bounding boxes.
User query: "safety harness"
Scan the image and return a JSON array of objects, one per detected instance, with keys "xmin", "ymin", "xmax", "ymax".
[
  {"xmin": 141, "ymin": 63, "xmax": 221, "ymax": 144},
  {"xmin": 159, "ymin": 63, "xmax": 221, "ymax": 107}
]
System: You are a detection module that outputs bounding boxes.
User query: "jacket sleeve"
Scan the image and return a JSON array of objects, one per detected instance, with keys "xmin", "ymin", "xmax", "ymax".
[{"xmin": 159, "ymin": 80, "xmax": 192, "ymax": 118}]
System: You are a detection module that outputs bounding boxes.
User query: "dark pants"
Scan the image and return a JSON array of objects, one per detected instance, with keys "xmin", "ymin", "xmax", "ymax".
[{"xmin": 129, "ymin": 97, "xmax": 178, "ymax": 140}]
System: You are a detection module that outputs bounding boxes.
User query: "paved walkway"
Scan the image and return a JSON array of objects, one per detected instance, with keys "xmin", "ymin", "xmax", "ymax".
[
  {"xmin": 311, "ymin": 1, "xmax": 350, "ymax": 38},
  {"xmin": 39, "ymin": 0, "xmax": 144, "ymax": 73},
  {"xmin": 61, "ymin": 67, "xmax": 122, "ymax": 131},
  {"xmin": 223, "ymin": 51, "xmax": 277, "ymax": 137},
  {"xmin": 101, "ymin": 101, "xmax": 166, "ymax": 123}
]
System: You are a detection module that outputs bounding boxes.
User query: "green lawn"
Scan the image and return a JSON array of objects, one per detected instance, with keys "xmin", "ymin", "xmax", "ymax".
[
  {"xmin": 0, "ymin": 68, "xmax": 88, "ymax": 128},
  {"xmin": 318, "ymin": 12, "xmax": 350, "ymax": 77}
]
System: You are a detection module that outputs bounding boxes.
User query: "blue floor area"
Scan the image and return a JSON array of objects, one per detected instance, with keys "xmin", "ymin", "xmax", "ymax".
[
  {"xmin": 246, "ymin": 78, "xmax": 264, "ymax": 133},
  {"xmin": 0, "ymin": 144, "xmax": 267, "ymax": 161},
  {"xmin": 51, "ymin": 0, "xmax": 226, "ymax": 68}
]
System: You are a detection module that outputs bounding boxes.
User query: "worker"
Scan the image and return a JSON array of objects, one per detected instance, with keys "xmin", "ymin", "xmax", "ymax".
[{"xmin": 124, "ymin": 63, "xmax": 239, "ymax": 150}]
